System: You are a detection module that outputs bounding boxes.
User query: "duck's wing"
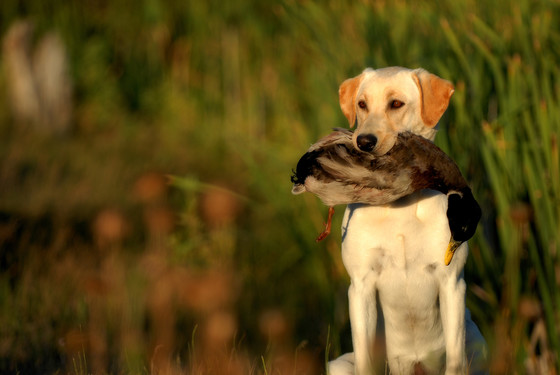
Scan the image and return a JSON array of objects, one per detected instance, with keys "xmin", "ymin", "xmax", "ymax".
[
  {"xmin": 394, "ymin": 132, "xmax": 470, "ymax": 194},
  {"xmin": 292, "ymin": 129, "xmax": 472, "ymax": 207},
  {"xmin": 313, "ymin": 132, "xmax": 475, "ymax": 206},
  {"xmin": 308, "ymin": 142, "xmax": 417, "ymax": 205}
]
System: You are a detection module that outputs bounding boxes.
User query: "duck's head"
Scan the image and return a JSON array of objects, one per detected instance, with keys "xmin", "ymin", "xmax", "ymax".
[{"xmin": 445, "ymin": 189, "xmax": 482, "ymax": 265}]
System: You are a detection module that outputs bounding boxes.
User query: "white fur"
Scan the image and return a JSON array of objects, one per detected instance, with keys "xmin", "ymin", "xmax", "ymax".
[{"xmin": 328, "ymin": 67, "xmax": 487, "ymax": 375}]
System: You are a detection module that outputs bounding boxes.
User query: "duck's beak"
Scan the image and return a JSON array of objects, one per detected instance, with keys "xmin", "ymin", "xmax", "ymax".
[{"xmin": 444, "ymin": 237, "xmax": 462, "ymax": 266}]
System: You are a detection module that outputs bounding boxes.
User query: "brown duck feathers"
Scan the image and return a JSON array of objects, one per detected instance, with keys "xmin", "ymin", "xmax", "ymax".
[
  {"xmin": 291, "ymin": 128, "xmax": 468, "ymax": 206},
  {"xmin": 291, "ymin": 128, "xmax": 481, "ymax": 254}
]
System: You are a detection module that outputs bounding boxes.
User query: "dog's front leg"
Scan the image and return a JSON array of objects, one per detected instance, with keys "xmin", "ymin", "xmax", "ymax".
[
  {"xmin": 439, "ymin": 271, "xmax": 467, "ymax": 375},
  {"xmin": 348, "ymin": 274, "xmax": 378, "ymax": 375}
]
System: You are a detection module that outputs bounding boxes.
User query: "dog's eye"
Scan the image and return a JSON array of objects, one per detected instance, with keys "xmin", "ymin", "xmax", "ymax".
[
  {"xmin": 390, "ymin": 100, "xmax": 405, "ymax": 109},
  {"xmin": 358, "ymin": 100, "xmax": 367, "ymax": 110}
]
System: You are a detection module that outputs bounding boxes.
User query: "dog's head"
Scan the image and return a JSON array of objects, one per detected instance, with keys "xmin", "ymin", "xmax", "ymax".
[{"xmin": 339, "ymin": 67, "xmax": 454, "ymax": 155}]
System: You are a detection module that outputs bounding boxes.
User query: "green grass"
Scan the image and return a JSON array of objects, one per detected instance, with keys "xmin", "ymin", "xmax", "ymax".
[{"xmin": 0, "ymin": 0, "xmax": 559, "ymax": 373}]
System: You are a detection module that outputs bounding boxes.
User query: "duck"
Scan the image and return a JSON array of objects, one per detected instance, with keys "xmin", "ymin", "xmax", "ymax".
[{"xmin": 291, "ymin": 128, "xmax": 481, "ymax": 265}]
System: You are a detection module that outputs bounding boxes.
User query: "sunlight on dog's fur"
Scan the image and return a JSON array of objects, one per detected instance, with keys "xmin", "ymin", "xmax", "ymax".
[{"xmin": 328, "ymin": 67, "xmax": 488, "ymax": 375}]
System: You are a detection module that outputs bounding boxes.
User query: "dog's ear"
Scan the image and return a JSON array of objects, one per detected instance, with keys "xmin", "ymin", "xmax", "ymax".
[
  {"xmin": 338, "ymin": 73, "xmax": 364, "ymax": 128},
  {"xmin": 413, "ymin": 69, "xmax": 454, "ymax": 128}
]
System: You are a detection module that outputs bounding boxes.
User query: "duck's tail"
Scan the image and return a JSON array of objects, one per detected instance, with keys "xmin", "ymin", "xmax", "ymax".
[
  {"xmin": 291, "ymin": 169, "xmax": 306, "ymax": 195},
  {"xmin": 291, "ymin": 184, "xmax": 306, "ymax": 195}
]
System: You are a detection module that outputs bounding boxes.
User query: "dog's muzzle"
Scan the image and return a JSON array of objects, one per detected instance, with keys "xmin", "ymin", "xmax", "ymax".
[{"xmin": 356, "ymin": 134, "xmax": 378, "ymax": 152}]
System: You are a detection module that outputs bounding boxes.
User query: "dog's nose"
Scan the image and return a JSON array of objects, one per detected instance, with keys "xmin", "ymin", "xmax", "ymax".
[{"xmin": 356, "ymin": 134, "xmax": 378, "ymax": 152}]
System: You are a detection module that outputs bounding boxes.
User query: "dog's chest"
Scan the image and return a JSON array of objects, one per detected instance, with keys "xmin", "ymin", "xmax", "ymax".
[
  {"xmin": 341, "ymin": 192, "xmax": 451, "ymax": 297},
  {"xmin": 361, "ymin": 233, "xmax": 442, "ymax": 310}
]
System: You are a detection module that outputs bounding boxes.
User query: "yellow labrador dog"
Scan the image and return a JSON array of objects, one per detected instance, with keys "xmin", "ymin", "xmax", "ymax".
[{"xmin": 328, "ymin": 67, "xmax": 487, "ymax": 375}]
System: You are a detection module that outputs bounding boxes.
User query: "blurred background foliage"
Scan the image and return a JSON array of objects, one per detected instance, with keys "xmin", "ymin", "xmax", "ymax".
[{"xmin": 0, "ymin": 0, "xmax": 559, "ymax": 374}]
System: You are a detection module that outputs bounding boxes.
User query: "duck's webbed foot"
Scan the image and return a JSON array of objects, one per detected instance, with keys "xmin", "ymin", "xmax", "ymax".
[{"xmin": 316, "ymin": 206, "xmax": 335, "ymax": 242}]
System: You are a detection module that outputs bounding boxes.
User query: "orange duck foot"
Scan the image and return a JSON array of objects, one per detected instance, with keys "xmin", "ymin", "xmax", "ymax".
[{"xmin": 316, "ymin": 206, "xmax": 335, "ymax": 242}]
